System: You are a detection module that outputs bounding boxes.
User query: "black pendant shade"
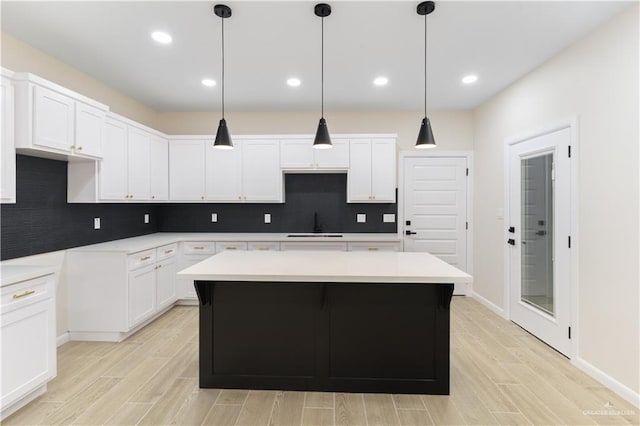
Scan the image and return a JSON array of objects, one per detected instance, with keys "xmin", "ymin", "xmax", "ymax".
[
  {"xmin": 214, "ymin": 118, "xmax": 233, "ymax": 149},
  {"xmin": 415, "ymin": 1, "xmax": 436, "ymax": 149},
  {"xmin": 313, "ymin": 117, "xmax": 332, "ymax": 149},
  {"xmin": 415, "ymin": 117, "xmax": 436, "ymax": 148}
]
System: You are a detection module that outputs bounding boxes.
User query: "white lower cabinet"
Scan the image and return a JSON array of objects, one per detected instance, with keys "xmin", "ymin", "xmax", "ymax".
[
  {"xmin": 248, "ymin": 242, "xmax": 281, "ymax": 251},
  {"xmin": 0, "ymin": 274, "xmax": 56, "ymax": 420},
  {"xmin": 67, "ymin": 245, "xmax": 177, "ymax": 341},
  {"xmin": 347, "ymin": 242, "xmax": 402, "ymax": 252},
  {"xmin": 280, "ymin": 242, "xmax": 348, "ymax": 251}
]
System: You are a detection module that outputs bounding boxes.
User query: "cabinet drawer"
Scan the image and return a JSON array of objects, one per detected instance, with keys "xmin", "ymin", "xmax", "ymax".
[
  {"xmin": 248, "ymin": 242, "xmax": 281, "ymax": 251},
  {"xmin": 281, "ymin": 242, "xmax": 348, "ymax": 251},
  {"xmin": 156, "ymin": 243, "xmax": 178, "ymax": 260},
  {"xmin": 215, "ymin": 242, "xmax": 248, "ymax": 253},
  {"xmin": 127, "ymin": 249, "xmax": 156, "ymax": 271},
  {"xmin": 182, "ymin": 242, "xmax": 216, "ymax": 254},
  {"xmin": 347, "ymin": 242, "xmax": 402, "ymax": 252},
  {"xmin": 1, "ymin": 275, "xmax": 53, "ymax": 314}
]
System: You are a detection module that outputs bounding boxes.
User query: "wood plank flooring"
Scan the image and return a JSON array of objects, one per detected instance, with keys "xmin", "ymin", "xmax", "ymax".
[{"xmin": 5, "ymin": 297, "xmax": 638, "ymax": 425}]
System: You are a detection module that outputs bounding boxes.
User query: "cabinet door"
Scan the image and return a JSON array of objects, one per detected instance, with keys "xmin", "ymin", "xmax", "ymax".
[
  {"xmin": 1, "ymin": 76, "xmax": 16, "ymax": 203},
  {"xmin": 169, "ymin": 140, "xmax": 205, "ymax": 201},
  {"xmin": 128, "ymin": 265, "xmax": 156, "ymax": 328},
  {"xmin": 127, "ymin": 127, "xmax": 151, "ymax": 201},
  {"xmin": 32, "ymin": 85, "xmax": 74, "ymax": 153},
  {"xmin": 206, "ymin": 140, "xmax": 243, "ymax": 201},
  {"xmin": 370, "ymin": 139, "xmax": 396, "ymax": 202},
  {"xmin": 315, "ymin": 138, "xmax": 349, "ymax": 168},
  {"xmin": 99, "ymin": 118, "xmax": 128, "ymax": 200},
  {"xmin": 75, "ymin": 102, "xmax": 105, "ymax": 158},
  {"xmin": 1, "ymin": 299, "xmax": 55, "ymax": 408},
  {"xmin": 156, "ymin": 258, "xmax": 177, "ymax": 311},
  {"xmin": 242, "ymin": 139, "xmax": 283, "ymax": 202},
  {"xmin": 177, "ymin": 254, "xmax": 210, "ymax": 300},
  {"xmin": 149, "ymin": 136, "xmax": 169, "ymax": 201},
  {"xmin": 280, "ymin": 139, "xmax": 314, "ymax": 168},
  {"xmin": 347, "ymin": 139, "xmax": 372, "ymax": 202}
]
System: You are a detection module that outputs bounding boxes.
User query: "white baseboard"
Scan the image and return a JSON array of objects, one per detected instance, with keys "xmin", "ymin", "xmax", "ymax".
[
  {"xmin": 572, "ymin": 357, "xmax": 640, "ymax": 408},
  {"xmin": 56, "ymin": 332, "xmax": 70, "ymax": 347},
  {"xmin": 0, "ymin": 384, "xmax": 47, "ymax": 421},
  {"xmin": 471, "ymin": 291, "xmax": 506, "ymax": 318},
  {"xmin": 176, "ymin": 299, "xmax": 198, "ymax": 306}
]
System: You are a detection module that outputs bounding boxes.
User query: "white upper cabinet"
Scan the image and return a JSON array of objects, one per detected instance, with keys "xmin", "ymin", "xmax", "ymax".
[
  {"xmin": 1, "ymin": 73, "xmax": 16, "ymax": 203},
  {"xmin": 14, "ymin": 73, "xmax": 108, "ymax": 159},
  {"xmin": 169, "ymin": 139, "xmax": 206, "ymax": 201},
  {"xmin": 242, "ymin": 139, "xmax": 283, "ymax": 202},
  {"xmin": 348, "ymin": 138, "xmax": 396, "ymax": 203},
  {"xmin": 149, "ymin": 136, "xmax": 169, "ymax": 201},
  {"xmin": 127, "ymin": 127, "xmax": 151, "ymax": 201},
  {"xmin": 280, "ymin": 138, "xmax": 348, "ymax": 169},
  {"xmin": 99, "ymin": 118, "xmax": 128, "ymax": 200},
  {"xmin": 205, "ymin": 140, "xmax": 242, "ymax": 201}
]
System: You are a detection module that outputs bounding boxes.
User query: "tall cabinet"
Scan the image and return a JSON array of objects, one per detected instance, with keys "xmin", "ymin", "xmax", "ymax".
[{"xmin": 1, "ymin": 69, "xmax": 16, "ymax": 203}]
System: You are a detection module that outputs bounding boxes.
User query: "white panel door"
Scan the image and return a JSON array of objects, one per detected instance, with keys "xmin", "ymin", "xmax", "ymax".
[
  {"xmin": 99, "ymin": 118, "xmax": 128, "ymax": 200},
  {"xmin": 177, "ymin": 254, "xmax": 210, "ymax": 300},
  {"xmin": 33, "ymin": 85, "xmax": 74, "ymax": 153},
  {"xmin": 149, "ymin": 136, "xmax": 169, "ymax": 201},
  {"xmin": 206, "ymin": 140, "xmax": 243, "ymax": 201},
  {"xmin": 127, "ymin": 127, "xmax": 151, "ymax": 201},
  {"xmin": 128, "ymin": 265, "xmax": 156, "ymax": 328},
  {"xmin": 315, "ymin": 138, "xmax": 349, "ymax": 168},
  {"xmin": 280, "ymin": 139, "xmax": 314, "ymax": 168},
  {"xmin": 371, "ymin": 139, "xmax": 396, "ymax": 202},
  {"xmin": 169, "ymin": 140, "xmax": 205, "ymax": 201},
  {"xmin": 75, "ymin": 102, "xmax": 105, "ymax": 158},
  {"xmin": 508, "ymin": 127, "xmax": 571, "ymax": 356},
  {"xmin": 403, "ymin": 157, "xmax": 468, "ymax": 294},
  {"xmin": 242, "ymin": 139, "xmax": 283, "ymax": 202},
  {"xmin": 348, "ymin": 139, "xmax": 372, "ymax": 201},
  {"xmin": 1, "ymin": 76, "xmax": 16, "ymax": 203},
  {"xmin": 156, "ymin": 258, "xmax": 177, "ymax": 311}
]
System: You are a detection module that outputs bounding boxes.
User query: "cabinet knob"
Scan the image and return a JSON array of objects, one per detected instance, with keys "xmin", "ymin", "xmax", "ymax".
[
  {"xmin": 77, "ymin": 146, "xmax": 83, "ymax": 151},
  {"xmin": 70, "ymin": 145, "xmax": 76, "ymax": 150},
  {"xmin": 243, "ymin": 196, "xmax": 247, "ymax": 200},
  {"xmin": 151, "ymin": 195, "xmax": 155, "ymax": 200},
  {"xmin": 238, "ymin": 195, "xmax": 242, "ymax": 200},
  {"xmin": 130, "ymin": 195, "xmax": 134, "ymax": 199},
  {"xmin": 13, "ymin": 290, "xmax": 35, "ymax": 299},
  {"xmin": 201, "ymin": 196, "xmax": 204, "ymax": 200},
  {"xmin": 158, "ymin": 264, "xmax": 162, "ymax": 268}
]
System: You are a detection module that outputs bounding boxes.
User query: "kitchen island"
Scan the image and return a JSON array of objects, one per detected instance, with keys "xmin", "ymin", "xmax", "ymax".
[{"xmin": 177, "ymin": 251, "xmax": 472, "ymax": 395}]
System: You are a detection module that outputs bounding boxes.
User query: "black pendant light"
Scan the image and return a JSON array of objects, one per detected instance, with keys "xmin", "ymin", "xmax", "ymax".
[
  {"xmin": 313, "ymin": 3, "xmax": 332, "ymax": 150},
  {"xmin": 416, "ymin": 1, "xmax": 436, "ymax": 149},
  {"xmin": 213, "ymin": 4, "xmax": 233, "ymax": 149}
]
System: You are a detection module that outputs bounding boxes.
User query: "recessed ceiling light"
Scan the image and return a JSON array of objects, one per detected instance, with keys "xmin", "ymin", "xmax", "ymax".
[
  {"xmin": 151, "ymin": 31, "xmax": 172, "ymax": 44},
  {"xmin": 461, "ymin": 74, "xmax": 478, "ymax": 84},
  {"xmin": 287, "ymin": 78, "xmax": 301, "ymax": 87},
  {"xmin": 373, "ymin": 76, "xmax": 389, "ymax": 86},
  {"xmin": 202, "ymin": 79, "xmax": 217, "ymax": 87}
]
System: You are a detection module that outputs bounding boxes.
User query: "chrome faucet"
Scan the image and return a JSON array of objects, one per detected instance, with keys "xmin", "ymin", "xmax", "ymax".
[{"xmin": 313, "ymin": 212, "xmax": 323, "ymax": 233}]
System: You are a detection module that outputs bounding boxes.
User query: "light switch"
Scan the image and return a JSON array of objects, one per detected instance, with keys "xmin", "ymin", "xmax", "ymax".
[
  {"xmin": 144, "ymin": 214, "xmax": 149, "ymax": 224},
  {"xmin": 211, "ymin": 213, "xmax": 218, "ymax": 223},
  {"xmin": 264, "ymin": 213, "xmax": 271, "ymax": 224},
  {"xmin": 357, "ymin": 214, "xmax": 366, "ymax": 223},
  {"xmin": 383, "ymin": 214, "xmax": 395, "ymax": 223},
  {"xmin": 94, "ymin": 217, "xmax": 101, "ymax": 230}
]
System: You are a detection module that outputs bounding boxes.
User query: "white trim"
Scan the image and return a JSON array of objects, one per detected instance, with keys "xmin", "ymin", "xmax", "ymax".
[
  {"xmin": 56, "ymin": 332, "xmax": 70, "ymax": 347},
  {"xmin": 572, "ymin": 357, "xmax": 640, "ymax": 408},
  {"xmin": 0, "ymin": 384, "xmax": 47, "ymax": 421},
  {"xmin": 503, "ymin": 116, "xmax": 579, "ymax": 358},
  {"xmin": 398, "ymin": 150, "xmax": 474, "ymax": 295},
  {"xmin": 471, "ymin": 291, "xmax": 505, "ymax": 318}
]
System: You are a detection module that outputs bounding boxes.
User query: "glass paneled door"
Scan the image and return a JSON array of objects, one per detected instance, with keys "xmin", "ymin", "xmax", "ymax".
[{"xmin": 508, "ymin": 127, "xmax": 572, "ymax": 357}]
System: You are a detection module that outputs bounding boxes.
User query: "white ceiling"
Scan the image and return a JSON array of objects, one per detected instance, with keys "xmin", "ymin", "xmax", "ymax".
[{"xmin": 1, "ymin": 1, "xmax": 632, "ymax": 112}]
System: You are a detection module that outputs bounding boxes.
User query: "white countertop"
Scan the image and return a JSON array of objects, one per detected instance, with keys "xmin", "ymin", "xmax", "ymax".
[
  {"xmin": 177, "ymin": 251, "xmax": 472, "ymax": 284},
  {"xmin": 0, "ymin": 265, "xmax": 58, "ymax": 287},
  {"xmin": 67, "ymin": 232, "xmax": 401, "ymax": 254}
]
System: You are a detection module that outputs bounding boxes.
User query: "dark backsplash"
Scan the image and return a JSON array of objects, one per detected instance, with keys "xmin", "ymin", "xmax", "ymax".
[{"xmin": 0, "ymin": 155, "xmax": 397, "ymax": 260}]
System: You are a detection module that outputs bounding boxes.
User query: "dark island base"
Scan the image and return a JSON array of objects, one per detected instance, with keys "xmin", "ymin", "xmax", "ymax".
[{"xmin": 195, "ymin": 281, "xmax": 454, "ymax": 395}]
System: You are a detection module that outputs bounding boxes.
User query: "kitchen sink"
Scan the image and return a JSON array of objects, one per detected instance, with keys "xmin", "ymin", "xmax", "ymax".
[{"xmin": 286, "ymin": 234, "xmax": 343, "ymax": 238}]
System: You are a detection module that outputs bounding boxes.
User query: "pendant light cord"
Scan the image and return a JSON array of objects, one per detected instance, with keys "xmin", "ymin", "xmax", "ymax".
[
  {"xmin": 221, "ymin": 15, "xmax": 225, "ymax": 119},
  {"xmin": 424, "ymin": 12, "xmax": 427, "ymax": 118},
  {"xmin": 321, "ymin": 15, "xmax": 324, "ymax": 119}
]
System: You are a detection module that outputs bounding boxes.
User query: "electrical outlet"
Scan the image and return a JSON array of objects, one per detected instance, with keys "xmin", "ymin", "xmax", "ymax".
[
  {"xmin": 94, "ymin": 217, "xmax": 101, "ymax": 230},
  {"xmin": 357, "ymin": 213, "xmax": 366, "ymax": 223},
  {"xmin": 211, "ymin": 213, "xmax": 218, "ymax": 222},
  {"xmin": 383, "ymin": 214, "xmax": 395, "ymax": 223},
  {"xmin": 264, "ymin": 213, "xmax": 271, "ymax": 224},
  {"xmin": 144, "ymin": 214, "xmax": 149, "ymax": 224}
]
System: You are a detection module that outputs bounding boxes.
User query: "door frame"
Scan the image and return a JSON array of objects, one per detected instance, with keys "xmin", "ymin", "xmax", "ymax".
[
  {"xmin": 503, "ymin": 116, "xmax": 579, "ymax": 358},
  {"xmin": 398, "ymin": 150, "xmax": 474, "ymax": 294}
]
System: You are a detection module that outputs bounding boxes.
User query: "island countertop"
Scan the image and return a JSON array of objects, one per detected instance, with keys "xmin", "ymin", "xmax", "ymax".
[{"xmin": 177, "ymin": 250, "xmax": 472, "ymax": 284}]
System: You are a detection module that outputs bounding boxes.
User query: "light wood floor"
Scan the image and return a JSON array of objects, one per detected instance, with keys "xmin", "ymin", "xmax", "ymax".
[{"xmin": 4, "ymin": 297, "xmax": 638, "ymax": 426}]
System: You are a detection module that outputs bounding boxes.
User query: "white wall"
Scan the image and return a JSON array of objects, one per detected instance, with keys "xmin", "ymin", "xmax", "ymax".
[{"xmin": 472, "ymin": 5, "xmax": 639, "ymax": 397}]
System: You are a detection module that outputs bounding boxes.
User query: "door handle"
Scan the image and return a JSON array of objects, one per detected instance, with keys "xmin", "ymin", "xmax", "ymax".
[
  {"xmin": 508, "ymin": 226, "xmax": 515, "ymax": 233},
  {"xmin": 507, "ymin": 238, "xmax": 516, "ymax": 246},
  {"xmin": 405, "ymin": 230, "xmax": 417, "ymax": 235}
]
